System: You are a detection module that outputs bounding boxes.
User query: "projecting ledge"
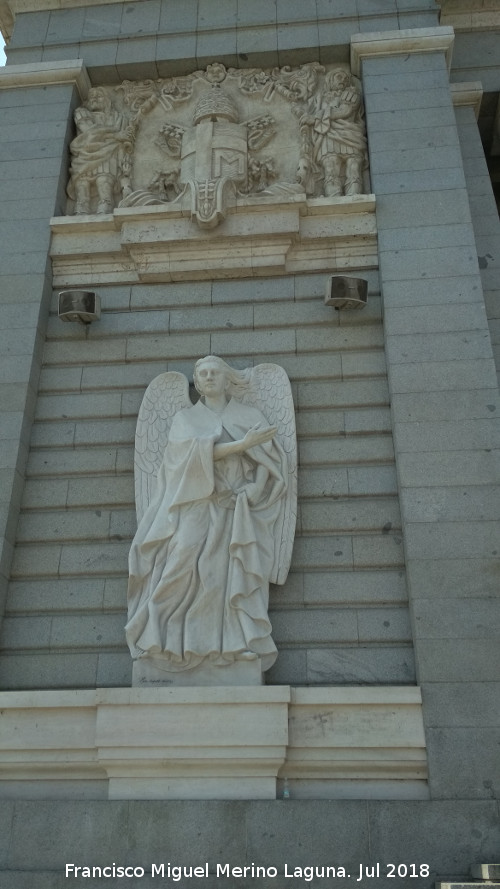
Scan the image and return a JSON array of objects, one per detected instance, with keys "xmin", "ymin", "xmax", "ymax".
[
  {"xmin": 0, "ymin": 686, "xmax": 427, "ymax": 801},
  {"xmin": 49, "ymin": 194, "xmax": 377, "ymax": 287}
]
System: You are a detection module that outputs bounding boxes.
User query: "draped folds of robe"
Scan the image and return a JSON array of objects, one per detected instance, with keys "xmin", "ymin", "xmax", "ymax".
[{"xmin": 126, "ymin": 398, "xmax": 288, "ymax": 671}]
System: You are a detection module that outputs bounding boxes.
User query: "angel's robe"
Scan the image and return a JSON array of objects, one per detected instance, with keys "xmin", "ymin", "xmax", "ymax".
[{"xmin": 126, "ymin": 397, "xmax": 288, "ymax": 671}]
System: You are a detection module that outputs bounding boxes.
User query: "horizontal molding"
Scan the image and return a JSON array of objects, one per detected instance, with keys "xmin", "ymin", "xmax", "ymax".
[
  {"xmin": 351, "ymin": 26, "xmax": 455, "ymax": 77},
  {"xmin": 50, "ymin": 196, "xmax": 377, "ymax": 288},
  {"xmin": 450, "ymin": 81, "xmax": 483, "ymax": 120},
  {"xmin": 0, "ymin": 604, "xmax": 411, "ymax": 651},
  {"xmin": 0, "ymin": 59, "xmax": 90, "ymax": 99},
  {"xmin": 9, "ymin": 531, "xmax": 405, "ymax": 580},
  {"xmin": 0, "ymin": 686, "xmax": 427, "ymax": 799}
]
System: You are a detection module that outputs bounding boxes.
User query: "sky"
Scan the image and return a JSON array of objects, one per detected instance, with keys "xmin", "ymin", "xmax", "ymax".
[{"xmin": 0, "ymin": 44, "xmax": 5, "ymax": 65}]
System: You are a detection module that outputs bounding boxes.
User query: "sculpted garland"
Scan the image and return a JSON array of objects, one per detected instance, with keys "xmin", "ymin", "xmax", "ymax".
[
  {"xmin": 126, "ymin": 357, "xmax": 297, "ymax": 676},
  {"xmin": 67, "ymin": 62, "xmax": 368, "ymax": 227}
]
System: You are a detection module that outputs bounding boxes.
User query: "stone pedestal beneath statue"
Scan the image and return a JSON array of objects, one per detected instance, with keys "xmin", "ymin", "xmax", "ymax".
[
  {"xmin": 132, "ymin": 656, "xmax": 263, "ymax": 687},
  {"xmin": 0, "ymin": 686, "xmax": 427, "ymax": 800}
]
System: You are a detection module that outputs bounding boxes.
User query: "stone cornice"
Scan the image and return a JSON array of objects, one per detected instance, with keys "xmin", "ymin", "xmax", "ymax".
[
  {"xmin": 50, "ymin": 195, "xmax": 378, "ymax": 287},
  {"xmin": 0, "ymin": 58, "xmax": 91, "ymax": 98},
  {"xmin": 440, "ymin": 0, "xmax": 500, "ymax": 32},
  {"xmin": 0, "ymin": 0, "xmax": 133, "ymax": 43},
  {"xmin": 450, "ymin": 81, "xmax": 483, "ymax": 120},
  {"xmin": 0, "ymin": 686, "xmax": 427, "ymax": 799},
  {"xmin": 351, "ymin": 26, "xmax": 455, "ymax": 77}
]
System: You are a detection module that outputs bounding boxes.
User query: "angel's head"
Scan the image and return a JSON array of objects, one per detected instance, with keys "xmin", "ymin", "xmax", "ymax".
[{"xmin": 193, "ymin": 356, "xmax": 250, "ymax": 399}]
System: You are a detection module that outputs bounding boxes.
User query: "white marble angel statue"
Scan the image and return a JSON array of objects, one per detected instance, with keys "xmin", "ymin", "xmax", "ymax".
[{"xmin": 126, "ymin": 355, "xmax": 297, "ymax": 675}]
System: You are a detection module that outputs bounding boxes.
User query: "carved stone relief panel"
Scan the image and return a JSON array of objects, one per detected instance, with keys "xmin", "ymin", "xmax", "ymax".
[{"xmin": 66, "ymin": 63, "xmax": 369, "ymax": 228}]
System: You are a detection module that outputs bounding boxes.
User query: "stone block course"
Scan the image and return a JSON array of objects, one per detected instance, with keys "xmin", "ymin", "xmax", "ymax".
[
  {"xmin": 277, "ymin": 23, "xmax": 320, "ymax": 57},
  {"xmin": 300, "ymin": 495, "xmax": 400, "ymax": 533},
  {"xmin": 236, "ymin": 0, "xmax": 277, "ymax": 26},
  {"xmin": 83, "ymin": 4, "xmax": 123, "ymax": 39},
  {"xmin": 366, "ymin": 800, "xmax": 499, "ymax": 877},
  {"xmin": 424, "ymin": 727, "xmax": 500, "ymax": 799},
  {"xmin": 397, "ymin": 450, "xmax": 499, "ymax": 488},
  {"xmin": 0, "ymin": 653, "xmax": 100, "ymax": 690},
  {"xmin": 352, "ymin": 533, "xmax": 405, "ymax": 569},
  {"xmin": 366, "ymin": 85, "xmax": 455, "ymax": 114},
  {"xmin": 271, "ymin": 608, "xmax": 358, "ymax": 644},
  {"xmin": 41, "ymin": 44, "xmax": 82, "ymax": 64},
  {"xmin": 115, "ymin": 38, "xmax": 159, "ymax": 80},
  {"xmin": 388, "ymin": 358, "xmax": 498, "ymax": 394},
  {"xmin": 387, "ymin": 330, "xmax": 494, "ymax": 364},
  {"xmin": 401, "ymin": 484, "xmax": 500, "ymax": 523},
  {"xmin": 404, "ymin": 520, "xmax": 500, "ymax": 562},
  {"xmin": 373, "ymin": 165, "xmax": 467, "ymax": 195},
  {"xmin": 303, "ymin": 569, "xmax": 407, "ymax": 605},
  {"xmin": 394, "ymin": 418, "xmax": 500, "ymax": 453},
  {"xmin": 366, "ymin": 104, "xmax": 457, "ymax": 134},
  {"xmin": 299, "ymin": 433, "xmax": 394, "ymax": 466},
  {"xmin": 297, "ymin": 325, "xmax": 384, "ymax": 353},
  {"xmin": 234, "ymin": 29, "xmax": 279, "ymax": 68},
  {"xmin": 27, "ymin": 444, "xmax": 116, "ymax": 477},
  {"xmin": 306, "ymin": 646, "xmax": 415, "ymax": 684},
  {"xmin": 66, "ymin": 476, "xmax": 133, "ymax": 510},
  {"xmin": 412, "ymin": 598, "xmax": 500, "ymax": 640},
  {"xmin": 45, "ymin": 7, "xmax": 86, "ymax": 44},
  {"xmin": 6, "ymin": 578, "xmax": 107, "ymax": 615},
  {"xmin": 49, "ymin": 612, "xmax": 126, "ymax": 650},
  {"xmin": 7, "ymin": 11, "xmax": 50, "ymax": 47},
  {"xmin": 120, "ymin": 0, "xmax": 160, "ymax": 35},
  {"xmin": 423, "ymin": 683, "xmax": 500, "ymax": 728},
  {"xmin": 341, "ymin": 352, "xmax": 387, "ymax": 380},
  {"xmin": 382, "ymin": 300, "xmax": 488, "ymax": 334},
  {"xmin": 196, "ymin": 32, "xmax": 238, "ymax": 70},
  {"xmin": 96, "ymin": 650, "xmax": 132, "ymax": 686},
  {"xmin": 76, "ymin": 40, "xmax": 120, "ymax": 83},
  {"xmin": 16, "ymin": 509, "xmax": 113, "ymax": 544},
  {"xmin": 375, "ymin": 188, "xmax": 472, "ymax": 229},
  {"xmin": 357, "ymin": 606, "xmax": 411, "ymax": 642},
  {"xmin": 369, "ymin": 144, "xmax": 464, "ymax": 176},
  {"xmin": 407, "ymin": 556, "xmax": 500, "ymax": 600},
  {"xmin": 155, "ymin": 36, "xmax": 197, "ymax": 78},
  {"xmin": 391, "ymin": 389, "xmax": 500, "ymax": 422},
  {"xmin": 5, "ymin": 47, "xmax": 43, "ymax": 64},
  {"xmin": 347, "ymin": 464, "xmax": 398, "ymax": 495},
  {"xmin": 297, "ymin": 378, "xmax": 389, "ymax": 409},
  {"xmin": 415, "ymin": 639, "xmax": 500, "ymax": 683}
]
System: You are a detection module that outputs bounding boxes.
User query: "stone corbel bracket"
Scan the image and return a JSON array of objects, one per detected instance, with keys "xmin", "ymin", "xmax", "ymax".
[
  {"xmin": 50, "ymin": 194, "xmax": 377, "ymax": 287},
  {"xmin": 350, "ymin": 26, "xmax": 455, "ymax": 78},
  {"xmin": 0, "ymin": 59, "xmax": 91, "ymax": 100},
  {"xmin": 0, "ymin": 686, "xmax": 427, "ymax": 800}
]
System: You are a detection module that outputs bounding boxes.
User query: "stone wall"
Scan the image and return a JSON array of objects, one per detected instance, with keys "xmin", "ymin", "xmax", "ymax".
[
  {"xmin": 0, "ymin": 1, "xmax": 499, "ymax": 887},
  {"xmin": 5, "ymin": 0, "xmax": 440, "ymax": 75},
  {"xmin": 0, "ymin": 269, "xmax": 415, "ymax": 689},
  {"xmin": 1, "ymin": 799, "xmax": 499, "ymax": 889}
]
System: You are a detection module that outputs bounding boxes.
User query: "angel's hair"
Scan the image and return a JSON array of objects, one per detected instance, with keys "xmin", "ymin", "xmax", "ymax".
[{"xmin": 193, "ymin": 355, "xmax": 251, "ymax": 397}]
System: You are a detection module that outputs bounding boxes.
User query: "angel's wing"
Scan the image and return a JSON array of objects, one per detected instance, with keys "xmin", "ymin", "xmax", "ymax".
[
  {"xmin": 242, "ymin": 363, "xmax": 297, "ymax": 584},
  {"xmin": 134, "ymin": 371, "xmax": 191, "ymax": 524}
]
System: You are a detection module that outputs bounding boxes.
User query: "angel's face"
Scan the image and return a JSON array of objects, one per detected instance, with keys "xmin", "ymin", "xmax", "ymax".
[{"xmin": 195, "ymin": 360, "xmax": 227, "ymax": 397}]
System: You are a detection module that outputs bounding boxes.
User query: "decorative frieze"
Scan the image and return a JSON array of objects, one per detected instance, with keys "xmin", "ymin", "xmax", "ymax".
[{"xmin": 65, "ymin": 62, "xmax": 369, "ymax": 226}]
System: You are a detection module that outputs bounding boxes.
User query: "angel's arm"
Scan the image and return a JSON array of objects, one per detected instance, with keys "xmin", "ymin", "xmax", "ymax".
[{"xmin": 213, "ymin": 424, "xmax": 277, "ymax": 461}]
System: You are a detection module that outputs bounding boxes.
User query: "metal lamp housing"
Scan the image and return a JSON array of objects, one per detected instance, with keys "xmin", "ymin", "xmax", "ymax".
[
  {"xmin": 324, "ymin": 276, "xmax": 368, "ymax": 310},
  {"xmin": 58, "ymin": 290, "xmax": 101, "ymax": 324}
]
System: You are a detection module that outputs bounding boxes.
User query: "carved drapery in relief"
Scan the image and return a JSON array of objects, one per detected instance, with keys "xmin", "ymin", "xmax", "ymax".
[{"xmin": 66, "ymin": 63, "xmax": 368, "ymax": 227}]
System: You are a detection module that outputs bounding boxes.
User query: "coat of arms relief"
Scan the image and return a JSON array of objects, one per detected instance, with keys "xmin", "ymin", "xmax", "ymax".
[{"xmin": 66, "ymin": 62, "xmax": 368, "ymax": 229}]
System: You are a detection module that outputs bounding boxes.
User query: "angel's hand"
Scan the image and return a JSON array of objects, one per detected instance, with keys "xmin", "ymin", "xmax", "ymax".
[{"xmin": 241, "ymin": 424, "xmax": 277, "ymax": 452}]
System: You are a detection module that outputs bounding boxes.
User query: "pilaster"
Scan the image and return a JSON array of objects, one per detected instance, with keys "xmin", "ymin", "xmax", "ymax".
[
  {"xmin": 0, "ymin": 60, "xmax": 87, "ymax": 632},
  {"xmin": 353, "ymin": 28, "xmax": 500, "ymax": 800}
]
